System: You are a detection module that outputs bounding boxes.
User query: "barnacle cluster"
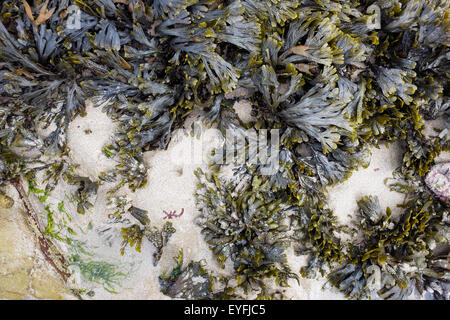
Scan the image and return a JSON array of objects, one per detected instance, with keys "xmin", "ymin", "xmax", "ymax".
[
  {"xmin": 0, "ymin": 0, "xmax": 449, "ymax": 300},
  {"xmin": 120, "ymin": 205, "xmax": 176, "ymax": 266}
]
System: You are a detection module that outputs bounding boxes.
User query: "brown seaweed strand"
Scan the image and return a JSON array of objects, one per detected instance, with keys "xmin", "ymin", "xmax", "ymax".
[{"xmin": 11, "ymin": 176, "xmax": 82, "ymax": 300}]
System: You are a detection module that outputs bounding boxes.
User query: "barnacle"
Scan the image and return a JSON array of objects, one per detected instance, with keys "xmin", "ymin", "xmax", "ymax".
[{"xmin": 0, "ymin": 0, "xmax": 449, "ymax": 301}]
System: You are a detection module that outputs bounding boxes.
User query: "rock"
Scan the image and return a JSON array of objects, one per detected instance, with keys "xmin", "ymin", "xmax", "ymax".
[
  {"xmin": 0, "ymin": 193, "xmax": 14, "ymax": 208},
  {"xmin": 425, "ymin": 163, "xmax": 450, "ymax": 203}
]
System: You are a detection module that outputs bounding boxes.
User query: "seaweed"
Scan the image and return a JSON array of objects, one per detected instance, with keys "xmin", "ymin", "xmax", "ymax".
[
  {"xmin": 120, "ymin": 205, "xmax": 176, "ymax": 266},
  {"xmin": 159, "ymin": 248, "xmax": 213, "ymax": 299},
  {"xmin": 195, "ymin": 168, "xmax": 298, "ymax": 295},
  {"xmin": 0, "ymin": 0, "xmax": 449, "ymax": 300},
  {"xmin": 327, "ymin": 191, "xmax": 448, "ymax": 300}
]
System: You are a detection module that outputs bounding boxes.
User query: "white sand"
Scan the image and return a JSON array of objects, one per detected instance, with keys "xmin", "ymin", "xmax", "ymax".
[
  {"xmin": 327, "ymin": 142, "xmax": 405, "ymax": 225},
  {"xmin": 62, "ymin": 101, "xmax": 415, "ymax": 300},
  {"xmin": 1, "ymin": 100, "xmax": 447, "ymax": 300},
  {"xmin": 67, "ymin": 102, "xmax": 117, "ymax": 179}
]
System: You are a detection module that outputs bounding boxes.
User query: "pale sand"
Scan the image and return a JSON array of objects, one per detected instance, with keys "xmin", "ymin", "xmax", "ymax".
[
  {"xmin": 0, "ymin": 100, "xmax": 447, "ymax": 300},
  {"xmin": 63, "ymin": 102, "xmax": 410, "ymax": 300}
]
